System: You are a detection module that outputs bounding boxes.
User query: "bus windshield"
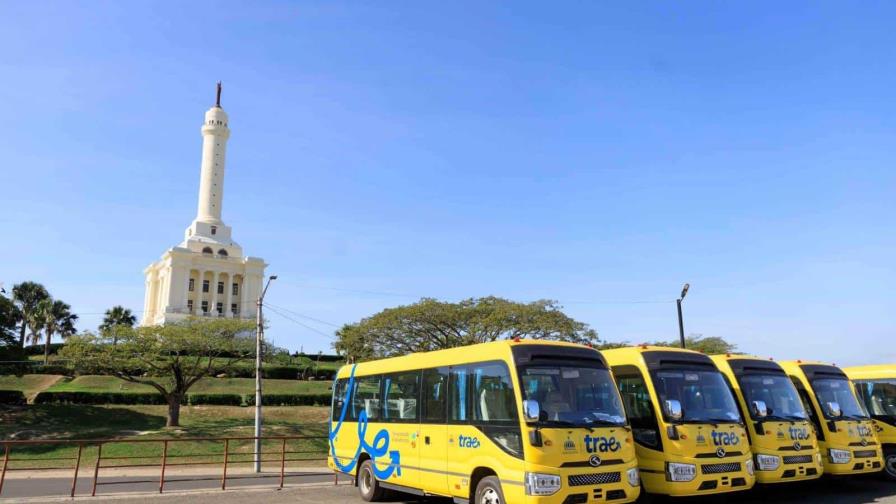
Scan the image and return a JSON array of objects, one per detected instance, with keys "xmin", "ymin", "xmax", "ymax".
[
  {"xmin": 519, "ymin": 365, "xmax": 627, "ymax": 427},
  {"xmin": 811, "ymin": 378, "xmax": 869, "ymax": 420},
  {"xmin": 651, "ymin": 369, "xmax": 742, "ymax": 424},
  {"xmin": 737, "ymin": 373, "xmax": 808, "ymax": 421}
]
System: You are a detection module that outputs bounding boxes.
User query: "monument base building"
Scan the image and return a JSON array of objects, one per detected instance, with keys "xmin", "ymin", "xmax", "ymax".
[{"xmin": 142, "ymin": 84, "xmax": 266, "ymax": 325}]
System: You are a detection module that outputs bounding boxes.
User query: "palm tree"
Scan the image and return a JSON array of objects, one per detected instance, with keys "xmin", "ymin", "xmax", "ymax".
[
  {"xmin": 11, "ymin": 282, "xmax": 49, "ymax": 348},
  {"xmin": 99, "ymin": 306, "xmax": 137, "ymax": 344},
  {"xmin": 33, "ymin": 299, "xmax": 78, "ymax": 364}
]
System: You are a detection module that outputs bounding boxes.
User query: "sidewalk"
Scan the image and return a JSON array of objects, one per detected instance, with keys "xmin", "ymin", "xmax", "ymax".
[{"xmin": 0, "ymin": 465, "xmax": 344, "ymax": 501}]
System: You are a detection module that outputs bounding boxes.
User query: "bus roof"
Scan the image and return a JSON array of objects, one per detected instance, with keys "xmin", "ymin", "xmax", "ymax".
[
  {"xmin": 334, "ymin": 339, "xmax": 597, "ymax": 378},
  {"xmin": 843, "ymin": 364, "xmax": 896, "ymax": 380}
]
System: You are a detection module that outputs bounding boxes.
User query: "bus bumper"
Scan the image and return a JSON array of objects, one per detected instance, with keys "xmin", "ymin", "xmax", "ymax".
[{"xmin": 523, "ymin": 460, "xmax": 641, "ymax": 504}]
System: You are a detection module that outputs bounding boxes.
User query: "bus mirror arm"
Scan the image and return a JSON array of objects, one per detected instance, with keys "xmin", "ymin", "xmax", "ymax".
[{"xmin": 529, "ymin": 428, "xmax": 543, "ymax": 447}]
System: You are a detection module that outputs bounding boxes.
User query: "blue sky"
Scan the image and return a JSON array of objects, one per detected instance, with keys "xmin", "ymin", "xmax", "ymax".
[{"xmin": 1, "ymin": 2, "xmax": 894, "ymax": 364}]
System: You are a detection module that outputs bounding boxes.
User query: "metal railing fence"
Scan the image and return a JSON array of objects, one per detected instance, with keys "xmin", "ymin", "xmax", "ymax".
[{"xmin": 0, "ymin": 434, "xmax": 334, "ymax": 498}]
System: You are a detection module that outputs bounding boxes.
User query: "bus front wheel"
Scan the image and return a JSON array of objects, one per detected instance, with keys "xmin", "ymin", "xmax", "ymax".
[
  {"xmin": 474, "ymin": 476, "xmax": 505, "ymax": 504},
  {"xmin": 885, "ymin": 448, "xmax": 896, "ymax": 481},
  {"xmin": 357, "ymin": 459, "xmax": 385, "ymax": 502}
]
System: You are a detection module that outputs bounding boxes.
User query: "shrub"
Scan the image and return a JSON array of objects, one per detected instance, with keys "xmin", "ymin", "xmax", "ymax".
[
  {"xmin": 243, "ymin": 393, "xmax": 332, "ymax": 407},
  {"xmin": 33, "ymin": 391, "xmax": 166, "ymax": 405},
  {"xmin": 262, "ymin": 366, "xmax": 299, "ymax": 380},
  {"xmin": 0, "ymin": 389, "xmax": 26, "ymax": 405},
  {"xmin": 0, "ymin": 363, "xmax": 71, "ymax": 376},
  {"xmin": 23, "ymin": 343, "xmax": 66, "ymax": 356}
]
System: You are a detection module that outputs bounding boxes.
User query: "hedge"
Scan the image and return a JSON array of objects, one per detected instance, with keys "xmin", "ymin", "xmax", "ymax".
[
  {"xmin": 244, "ymin": 393, "xmax": 332, "ymax": 406},
  {"xmin": 34, "ymin": 391, "xmax": 167, "ymax": 405},
  {"xmin": 186, "ymin": 393, "xmax": 243, "ymax": 406},
  {"xmin": 0, "ymin": 389, "xmax": 26, "ymax": 405},
  {"xmin": 0, "ymin": 363, "xmax": 72, "ymax": 376},
  {"xmin": 33, "ymin": 391, "xmax": 333, "ymax": 407}
]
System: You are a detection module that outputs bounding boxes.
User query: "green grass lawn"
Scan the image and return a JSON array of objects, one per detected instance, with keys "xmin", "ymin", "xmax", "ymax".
[
  {"xmin": 0, "ymin": 404, "xmax": 331, "ymax": 469},
  {"xmin": 0, "ymin": 374, "xmax": 65, "ymax": 399},
  {"xmin": 46, "ymin": 375, "xmax": 332, "ymax": 395}
]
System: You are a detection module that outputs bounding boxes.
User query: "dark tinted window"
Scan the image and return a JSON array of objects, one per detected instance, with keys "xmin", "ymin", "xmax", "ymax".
[
  {"xmin": 422, "ymin": 367, "xmax": 448, "ymax": 422},
  {"xmin": 383, "ymin": 372, "xmax": 420, "ymax": 421},
  {"xmin": 614, "ymin": 366, "xmax": 661, "ymax": 449},
  {"xmin": 450, "ymin": 362, "xmax": 518, "ymax": 424}
]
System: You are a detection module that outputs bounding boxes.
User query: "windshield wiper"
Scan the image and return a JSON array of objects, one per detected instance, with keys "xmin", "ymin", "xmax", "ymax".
[
  {"xmin": 584, "ymin": 418, "xmax": 626, "ymax": 427},
  {"xmin": 760, "ymin": 414, "xmax": 795, "ymax": 422}
]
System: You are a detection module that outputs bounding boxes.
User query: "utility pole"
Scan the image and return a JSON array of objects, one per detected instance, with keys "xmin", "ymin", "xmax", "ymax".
[
  {"xmin": 677, "ymin": 283, "xmax": 689, "ymax": 349},
  {"xmin": 254, "ymin": 275, "xmax": 277, "ymax": 473}
]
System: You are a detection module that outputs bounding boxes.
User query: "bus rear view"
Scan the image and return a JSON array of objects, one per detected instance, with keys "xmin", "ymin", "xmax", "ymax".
[{"xmin": 604, "ymin": 347, "xmax": 755, "ymax": 497}]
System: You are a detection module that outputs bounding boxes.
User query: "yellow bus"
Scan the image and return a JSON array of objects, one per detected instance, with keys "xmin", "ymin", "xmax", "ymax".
[
  {"xmin": 602, "ymin": 346, "xmax": 755, "ymax": 497},
  {"xmin": 328, "ymin": 340, "xmax": 641, "ymax": 503},
  {"xmin": 779, "ymin": 361, "xmax": 884, "ymax": 476},
  {"xmin": 711, "ymin": 355, "xmax": 823, "ymax": 484},
  {"xmin": 844, "ymin": 364, "xmax": 896, "ymax": 480}
]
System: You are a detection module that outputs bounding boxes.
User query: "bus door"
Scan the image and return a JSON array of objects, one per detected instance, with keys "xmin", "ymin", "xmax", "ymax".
[
  {"xmin": 382, "ymin": 371, "xmax": 421, "ymax": 489},
  {"xmin": 419, "ymin": 367, "xmax": 450, "ymax": 494}
]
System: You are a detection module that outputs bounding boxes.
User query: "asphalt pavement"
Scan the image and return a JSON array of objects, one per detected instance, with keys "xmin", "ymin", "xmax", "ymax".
[{"xmin": 3, "ymin": 473, "xmax": 894, "ymax": 503}]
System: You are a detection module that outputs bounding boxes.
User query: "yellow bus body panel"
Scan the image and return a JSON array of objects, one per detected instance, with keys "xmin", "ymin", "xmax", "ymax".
[
  {"xmin": 327, "ymin": 340, "xmax": 641, "ymax": 503},
  {"xmin": 602, "ymin": 347, "xmax": 755, "ymax": 497},
  {"xmin": 779, "ymin": 361, "xmax": 884, "ymax": 475},
  {"xmin": 711, "ymin": 355, "xmax": 823, "ymax": 484}
]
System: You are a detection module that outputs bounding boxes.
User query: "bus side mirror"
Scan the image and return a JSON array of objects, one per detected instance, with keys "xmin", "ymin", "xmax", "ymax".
[
  {"xmin": 523, "ymin": 400, "xmax": 540, "ymax": 423},
  {"xmin": 751, "ymin": 400, "xmax": 768, "ymax": 418},
  {"xmin": 663, "ymin": 399, "xmax": 683, "ymax": 421},
  {"xmin": 825, "ymin": 401, "xmax": 842, "ymax": 418}
]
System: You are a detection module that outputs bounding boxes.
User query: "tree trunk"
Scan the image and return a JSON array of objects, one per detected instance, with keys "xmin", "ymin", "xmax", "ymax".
[
  {"xmin": 19, "ymin": 321, "xmax": 26, "ymax": 348},
  {"xmin": 44, "ymin": 329, "xmax": 51, "ymax": 365},
  {"xmin": 166, "ymin": 397, "xmax": 182, "ymax": 427}
]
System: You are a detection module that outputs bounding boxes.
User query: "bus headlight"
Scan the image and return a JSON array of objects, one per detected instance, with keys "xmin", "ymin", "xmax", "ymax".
[
  {"xmin": 627, "ymin": 468, "xmax": 640, "ymax": 487},
  {"xmin": 525, "ymin": 472, "xmax": 561, "ymax": 496},
  {"xmin": 745, "ymin": 459, "xmax": 754, "ymax": 476},
  {"xmin": 666, "ymin": 462, "xmax": 696, "ymax": 482},
  {"xmin": 755, "ymin": 454, "xmax": 780, "ymax": 471},
  {"xmin": 829, "ymin": 449, "xmax": 851, "ymax": 464}
]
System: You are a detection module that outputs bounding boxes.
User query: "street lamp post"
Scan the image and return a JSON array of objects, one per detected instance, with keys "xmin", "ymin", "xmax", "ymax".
[
  {"xmin": 676, "ymin": 283, "xmax": 689, "ymax": 349},
  {"xmin": 254, "ymin": 275, "xmax": 277, "ymax": 473}
]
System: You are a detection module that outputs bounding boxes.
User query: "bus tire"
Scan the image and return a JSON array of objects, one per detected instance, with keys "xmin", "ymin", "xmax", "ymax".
[
  {"xmin": 357, "ymin": 459, "xmax": 385, "ymax": 502},
  {"xmin": 884, "ymin": 447, "xmax": 896, "ymax": 481},
  {"xmin": 474, "ymin": 476, "xmax": 505, "ymax": 504}
]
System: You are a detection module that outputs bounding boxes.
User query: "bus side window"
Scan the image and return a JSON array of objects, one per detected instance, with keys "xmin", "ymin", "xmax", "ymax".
[
  {"xmin": 383, "ymin": 371, "xmax": 420, "ymax": 421},
  {"xmin": 332, "ymin": 378, "xmax": 348, "ymax": 421},
  {"xmin": 612, "ymin": 365, "xmax": 662, "ymax": 450},
  {"xmin": 470, "ymin": 362, "xmax": 518, "ymax": 423},
  {"xmin": 353, "ymin": 375, "xmax": 382, "ymax": 421},
  {"xmin": 422, "ymin": 367, "xmax": 448, "ymax": 422}
]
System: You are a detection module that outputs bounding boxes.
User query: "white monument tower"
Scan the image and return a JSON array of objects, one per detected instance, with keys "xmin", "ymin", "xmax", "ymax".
[{"xmin": 142, "ymin": 83, "xmax": 267, "ymax": 325}]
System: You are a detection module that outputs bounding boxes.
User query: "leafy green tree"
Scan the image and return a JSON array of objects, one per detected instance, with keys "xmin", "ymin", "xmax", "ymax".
[
  {"xmin": 60, "ymin": 318, "xmax": 255, "ymax": 427},
  {"xmin": 99, "ymin": 305, "xmax": 137, "ymax": 344},
  {"xmin": 11, "ymin": 281, "xmax": 49, "ymax": 348},
  {"xmin": 334, "ymin": 296, "xmax": 599, "ymax": 361},
  {"xmin": 597, "ymin": 334, "xmax": 737, "ymax": 354},
  {"xmin": 0, "ymin": 294, "xmax": 22, "ymax": 359},
  {"xmin": 32, "ymin": 299, "xmax": 78, "ymax": 364}
]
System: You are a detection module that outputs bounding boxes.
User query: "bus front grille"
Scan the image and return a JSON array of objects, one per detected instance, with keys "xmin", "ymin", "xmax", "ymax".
[
  {"xmin": 700, "ymin": 462, "xmax": 741, "ymax": 474},
  {"xmin": 568, "ymin": 471, "xmax": 622, "ymax": 486},
  {"xmin": 854, "ymin": 450, "xmax": 877, "ymax": 459},
  {"xmin": 782, "ymin": 455, "xmax": 813, "ymax": 464}
]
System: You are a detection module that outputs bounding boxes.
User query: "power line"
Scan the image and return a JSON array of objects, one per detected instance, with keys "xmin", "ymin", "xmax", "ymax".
[
  {"xmin": 265, "ymin": 304, "xmax": 336, "ymax": 339},
  {"xmin": 265, "ymin": 303, "xmax": 341, "ymax": 328}
]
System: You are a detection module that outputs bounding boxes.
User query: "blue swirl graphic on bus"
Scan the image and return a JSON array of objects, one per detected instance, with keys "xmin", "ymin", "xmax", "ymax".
[{"xmin": 329, "ymin": 365, "xmax": 401, "ymax": 479}]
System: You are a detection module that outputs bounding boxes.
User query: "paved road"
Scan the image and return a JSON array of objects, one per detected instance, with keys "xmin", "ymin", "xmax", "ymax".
[{"xmin": 5, "ymin": 474, "xmax": 894, "ymax": 503}]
